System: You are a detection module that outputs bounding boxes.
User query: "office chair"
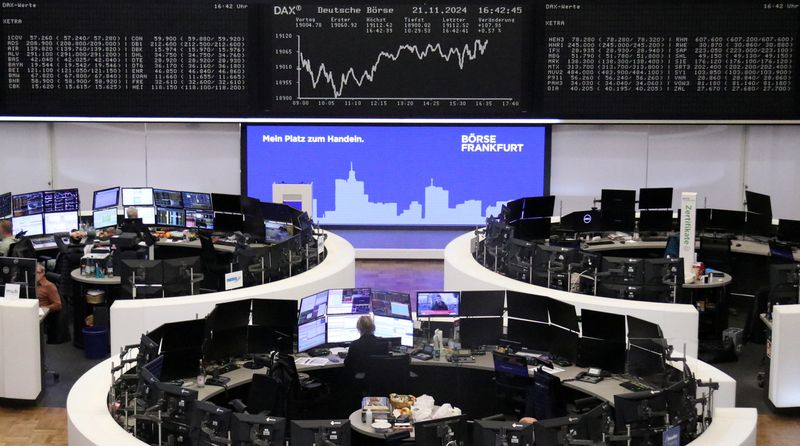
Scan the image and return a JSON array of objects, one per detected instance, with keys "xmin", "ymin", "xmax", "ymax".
[
  {"xmin": 492, "ymin": 352, "xmax": 533, "ymax": 417},
  {"xmin": 697, "ymin": 236, "xmax": 733, "ymax": 274},
  {"xmin": 504, "ymin": 238, "xmax": 535, "ymax": 283},
  {"xmin": 230, "ymin": 373, "xmax": 285, "ymax": 416},
  {"xmin": 9, "ymin": 237, "xmax": 36, "ymax": 259},
  {"xmin": 198, "ymin": 232, "xmax": 231, "ymax": 291},
  {"xmin": 364, "ymin": 354, "xmax": 414, "ymax": 397}
]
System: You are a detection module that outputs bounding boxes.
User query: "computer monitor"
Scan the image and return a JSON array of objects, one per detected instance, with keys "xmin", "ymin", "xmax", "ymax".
[
  {"xmin": 459, "ymin": 317, "xmax": 503, "ymax": 348},
  {"xmin": 44, "ymin": 211, "xmax": 79, "ymax": 234},
  {"xmin": 627, "ymin": 315, "xmax": 663, "ymax": 339},
  {"xmin": 122, "ymin": 187, "xmax": 154, "ymax": 206},
  {"xmin": 231, "ymin": 414, "xmax": 286, "ymax": 446},
  {"xmin": 535, "ymin": 403, "xmax": 610, "ymax": 446},
  {"xmin": 260, "ymin": 201, "xmax": 296, "ymax": 224},
  {"xmin": 597, "ymin": 283, "xmax": 644, "ymax": 301},
  {"xmin": 745, "ymin": 190, "xmax": 772, "ymax": 218},
  {"xmin": 580, "ymin": 309, "xmax": 626, "ymax": 342},
  {"xmin": 708, "ymin": 209, "xmax": 746, "ymax": 234},
  {"xmin": 473, "ymin": 420, "xmax": 534, "ymax": 446},
  {"xmin": 213, "ymin": 212, "xmax": 244, "ymax": 232},
  {"xmin": 290, "ymin": 420, "xmax": 350, "ymax": 446},
  {"xmin": 185, "ymin": 210, "xmax": 215, "ymax": 230},
  {"xmin": 416, "ymin": 291, "xmax": 460, "ymax": 317},
  {"xmin": 208, "ymin": 299, "xmax": 252, "ymax": 333},
  {"xmin": 181, "ymin": 191, "xmax": 213, "ymax": 211},
  {"xmin": 506, "ymin": 290, "xmax": 548, "ymax": 323},
  {"xmin": 12, "ymin": 214, "xmax": 44, "ymax": 236},
  {"xmin": 190, "ymin": 401, "xmax": 233, "ymax": 446},
  {"xmin": 120, "ymin": 259, "xmax": 163, "ymax": 299},
  {"xmin": 550, "ymin": 325, "xmax": 579, "ymax": 362},
  {"xmin": 326, "ymin": 314, "xmax": 362, "ymax": 344},
  {"xmin": 374, "ymin": 315, "xmax": 414, "ymax": 347},
  {"xmin": 137, "ymin": 356, "xmax": 163, "ymax": 408},
  {"xmin": 93, "ymin": 208, "xmax": 118, "ymax": 229},
  {"xmin": 204, "ymin": 326, "xmax": 249, "ymax": 362},
  {"xmin": 547, "ymin": 298, "xmax": 578, "ymax": 332},
  {"xmin": 638, "ymin": 188, "xmax": 673, "ymax": 210},
  {"xmin": 626, "ymin": 338, "xmax": 668, "ymax": 383},
  {"xmin": 297, "ymin": 318, "xmax": 327, "ymax": 353},
  {"xmin": 414, "ymin": 415, "xmax": 468, "ymax": 446},
  {"xmin": 614, "ymin": 390, "xmax": 668, "ymax": 433},
  {"xmin": 43, "ymin": 188, "xmax": 79, "ymax": 213},
  {"xmin": 638, "ymin": 210, "xmax": 674, "ymax": 232},
  {"xmin": 600, "ymin": 256, "xmax": 645, "ymax": 285},
  {"xmin": 577, "ymin": 337, "xmax": 626, "ymax": 374},
  {"xmin": 93, "ymin": 187, "xmax": 120, "ymax": 210},
  {"xmin": 370, "ymin": 290, "xmax": 412, "ymax": 319},
  {"xmin": 212, "ymin": 193, "xmax": 242, "ymax": 214},
  {"xmin": 12, "ymin": 191, "xmax": 44, "ymax": 216},
  {"xmin": 137, "ymin": 334, "xmax": 160, "ymax": 369},
  {"xmin": 155, "ymin": 207, "xmax": 186, "ymax": 227},
  {"xmin": 492, "ymin": 351, "xmax": 530, "ymax": 378},
  {"xmin": 162, "ymin": 256, "xmax": 202, "ymax": 297},
  {"xmin": 506, "ymin": 318, "xmax": 551, "ymax": 352},
  {"xmin": 326, "ymin": 288, "xmax": 372, "ymax": 315},
  {"xmin": 745, "ymin": 211, "xmax": 773, "ymax": 237},
  {"xmin": 532, "ymin": 245, "xmax": 576, "ymax": 275},
  {"xmin": 0, "ymin": 192, "xmax": 11, "ymax": 217},
  {"xmin": 601, "ymin": 189, "xmax": 636, "ymax": 211},
  {"xmin": 0, "ymin": 257, "xmax": 37, "ymax": 298},
  {"xmin": 459, "ymin": 290, "xmax": 505, "ymax": 317},
  {"xmin": 151, "ymin": 189, "xmax": 182, "ymax": 208},
  {"xmin": 124, "ymin": 206, "xmax": 156, "ymax": 225},
  {"xmin": 155, "ymin": 382, "xmax": 198, "ymax": 422},
  {"xmin": 778, "ymin": 219, "xmax": 800, "ymax": 243},
  {"xmin": 695, "ymin": 208, "xmax": 712, "ymax": 232},
  {"xmin": 251, "ymin": 299, "xmax": 298, "ymax": 336},
  {"xmin": 601, "ymin": 209, "xmax": 636, "ymax": 232},
  {"xmin": 522, "ymin": 195, "xmax": 556, "ymax": 219},
  {"xmin": 559, "ymin": 209, "xmax": 602, "ymax": 233},
  {"xmin": 512, "ymin": 218, "xmax": 551, "ymax": 241},
  {"xmin": 159, "ymin": 319, "xmax": 207, "ymax": 354},
  {"xmin": 299, "ymin": 291, "xmax": 328, "ymax": 324},
  {"xmin": 504, "ymin": 198, "xmax": 524, "ymax": 222}
]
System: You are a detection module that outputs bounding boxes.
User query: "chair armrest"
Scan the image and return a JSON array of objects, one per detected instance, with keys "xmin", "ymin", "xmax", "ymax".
[{"xmin": 228, "ymin": 399, "xmax": 247, "ymax": 413}]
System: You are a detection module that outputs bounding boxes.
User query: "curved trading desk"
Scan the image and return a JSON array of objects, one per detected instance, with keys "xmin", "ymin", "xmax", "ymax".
[
  {"xmin": 67, "ymin": 351, "xmax": 752, "ymax": 446},
  {"xmin": 444, "ymin": 232, "xmax": 701, "ymax": 358},
  {"xmin": 108, "ymin": 231, "xmax": 356, "ymax": 353}
]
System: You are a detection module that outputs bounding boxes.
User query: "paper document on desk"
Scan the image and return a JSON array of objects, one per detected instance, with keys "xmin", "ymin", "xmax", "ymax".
[{"xmin": 295, "ymin": 357, "xmax": 329, "ymax": 366}]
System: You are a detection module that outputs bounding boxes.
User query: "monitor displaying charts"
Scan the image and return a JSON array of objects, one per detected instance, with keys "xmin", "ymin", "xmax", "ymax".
[
  {"xmin": 93, "ymin": 187, "xmax": 120, "ymax": 210},
  {"xmin": 299, "ymin": 291, "xmax": 329, "ymax": 324},
  {"xmin": 44, "ymin": 211, "xmax": 79, "ymax": 234},
  {"xmin": 155, "ymin": 207, "xmax": 186, "ymax": 227},
  {"xmin": 43, "ymin": 189, "xmax": 80, "ymax": 213},
  {"xmin": 0, "ymin": 193, "xmax": 11, "ymax": 218},
  {"xmin": 93, "ymin": 208, "xmax": 118, "ymax": 229},
  {"xmin": 371, "ymin": 290, "xmax": 412, "ymax": 319},
  {"xmin": 12, "ymin": 214, "xmax": 44, "ymax": 236},
  {"xmin": 153, "ymin": 189, "xmax": 184, "ymax": 208},
  {"xmin": 326, "ymin": 288, "xmax": 371, "ymax": 315},
  {"xmin": 122, "ymin": 187, "xmax": 154, "ymax": 206},
  {"xmin": 326, "ymin": 314, "xmax": 362, "ymax": 344},
  {"xmin": 124, "ymin": 206, "xmax": 156, "ymax": 225},
  {"xmin": 417, "ymin": 291, "xmax": 460, "ymax": 317},
  {"xmin": 298, "ymin": 318, "xmax": 326, "ymax": 353},
  {"xmin": 374, "ymin": 315, "xmax": 414, "ymax": 347}
]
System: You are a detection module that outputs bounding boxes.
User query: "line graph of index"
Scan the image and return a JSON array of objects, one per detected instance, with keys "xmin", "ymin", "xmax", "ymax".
[{"xmin": 270, "ymin": 4, "xmax": 530, "ymax": 116}]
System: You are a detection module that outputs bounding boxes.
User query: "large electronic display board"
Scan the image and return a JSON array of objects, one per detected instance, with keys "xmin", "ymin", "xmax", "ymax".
[
  {"xmin": 1, "ymin": 1, "xmax": 798, "ymax": 119},
  {"xmin": 245, "ymin": 124, "xmax": 549, "ymax": 226}
]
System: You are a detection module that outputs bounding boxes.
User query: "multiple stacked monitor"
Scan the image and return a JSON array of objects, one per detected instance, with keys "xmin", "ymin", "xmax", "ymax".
[{"xmin": 1, "ymin": 188, "xmax": 80, "ymax": 236}]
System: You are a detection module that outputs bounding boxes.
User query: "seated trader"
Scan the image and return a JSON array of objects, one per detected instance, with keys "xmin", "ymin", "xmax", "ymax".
[
  {"xmin": 0, "ymin": 219, "xmax": 17, "ymax": 256},
  {"xmin": 36, "ymin": 263, "xmax": 62, "ymax": 312},
  {"xmin": 344, "ymin": 315, "xmax": 389, "ymax": 376},
  {"xmin": 119, "ymin": 207, "xmax": 156, "ymax": 246}
]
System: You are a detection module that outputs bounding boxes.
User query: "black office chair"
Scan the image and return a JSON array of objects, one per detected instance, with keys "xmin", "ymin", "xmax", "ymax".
[
  {"xmin": 697, "ymin": 236, "xmax": 733, "ymax": 274},
  {"xmin": 364, "ymin": 354, "xmax": 414, "ymax": 397},
  {"xmin": 230, "ymin": 373, "xmax": 286, "ymax": 416},
  {"xmin": 9, "ymin": 237, "xmax": 36, "ymax": 259},
  {"xmin": 492, "ymin": 352, "xmax": 533, "ymax": 417},
  {"xmin": 198, "ymin": 232, "xmax": 231, "ymax": 291}
]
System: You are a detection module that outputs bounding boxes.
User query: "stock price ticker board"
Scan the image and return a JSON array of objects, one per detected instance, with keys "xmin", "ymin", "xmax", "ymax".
[{"xmin": 0, "ymin": 0, "xmax": 799, "ymax": 119}]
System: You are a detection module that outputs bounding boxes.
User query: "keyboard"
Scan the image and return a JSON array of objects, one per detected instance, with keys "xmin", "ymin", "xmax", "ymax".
[
  {"xmin": 586, "ymin": 240, "xmax": 615, "ymax": 246},
  {"xmin": 620, "ymin": 380, "xmax": 652, "ymax": 392},
  {"xmin": 31, "ymin": 236, "xmax": 57, "ymax": 250},
  {"xmin": 216, "ymin": 363, "xmax": 240, "ymax": 375}
]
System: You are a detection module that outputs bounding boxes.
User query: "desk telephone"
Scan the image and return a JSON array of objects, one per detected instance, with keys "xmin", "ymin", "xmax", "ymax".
[{"xmin": 575, "ymin": 368, "xmax": 609, "ymax": 384}]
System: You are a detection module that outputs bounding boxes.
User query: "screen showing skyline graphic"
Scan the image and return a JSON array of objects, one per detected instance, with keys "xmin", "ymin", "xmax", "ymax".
[{"xmin": 245, "ymin": 125, "xmax": 548, "ymax": 226}]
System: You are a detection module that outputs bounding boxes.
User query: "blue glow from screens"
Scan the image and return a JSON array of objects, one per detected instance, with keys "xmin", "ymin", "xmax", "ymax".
[
  {"xmin": 246, "ymin": 125, "xmax": 547, "ymax": 225},
  {"xmin": 417, "ymin": 292, "xmax": 460, "ymax": 317}
]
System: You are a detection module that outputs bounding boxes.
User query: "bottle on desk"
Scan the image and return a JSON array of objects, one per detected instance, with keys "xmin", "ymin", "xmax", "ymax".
[{"xmin": 197, "ymin": 359, "xmax": 206, "ymax": 388}]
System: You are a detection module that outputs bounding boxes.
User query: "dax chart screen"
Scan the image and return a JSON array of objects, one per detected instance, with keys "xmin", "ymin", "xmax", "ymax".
[{"xmin": 245, "ymin": 124, "xmax": 549, "ymax": 226}]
